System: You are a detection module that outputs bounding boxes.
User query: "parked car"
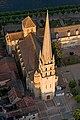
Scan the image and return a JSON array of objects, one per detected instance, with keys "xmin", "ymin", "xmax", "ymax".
[{"xmin": 56, "ymin": 90, "xmax": 64, "ymax": 96}]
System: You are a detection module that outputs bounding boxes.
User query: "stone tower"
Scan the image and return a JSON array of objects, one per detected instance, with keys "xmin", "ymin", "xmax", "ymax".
[
  {"xmin": 34, "ymin": 11, "xmax": 58, "ymax": 101},
  {"xmin": 22, "ymin": 16, "xmax": 36, "ymax": 37}
]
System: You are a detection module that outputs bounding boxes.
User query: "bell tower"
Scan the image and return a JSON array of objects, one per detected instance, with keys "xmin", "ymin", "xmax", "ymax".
[{"xmin": 34, "ymin": 11, "xmax": 58, "ymax": 100}]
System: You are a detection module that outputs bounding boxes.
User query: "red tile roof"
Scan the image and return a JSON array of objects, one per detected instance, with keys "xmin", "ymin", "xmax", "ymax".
[
  {"xmin": 5, "ymin": 96, "xmax": 38, "ymax": 118},
  {"xmin": 0, "ymin": 72, "xmax": 11, "ymax": 81},
  {"xmin": 16, "ymin": 96, "xmax": 35, "ymax": 108},
  {"xmin": 0, "ymin": 44, "xmax": 6, "ymax": 58},
  {"xmin": 6, "ymin": 31, "xmax": 24, "ymax": 41},
  {"xmin": 0, "ymin": 57, "xmax": 18, "ymax": 74},
  {"xmin": 8, "ymin": 87, "xmax": 22, "ymax": 103}
]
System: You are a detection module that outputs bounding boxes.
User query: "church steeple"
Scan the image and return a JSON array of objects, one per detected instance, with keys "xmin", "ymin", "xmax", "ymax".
[
  {"xmin": 34, "ymin": 11, "xmax": 58, "ymax": 101},
  {"xmin": 42, "ymin": 10, "xmax": 52, "ymax": 64}
]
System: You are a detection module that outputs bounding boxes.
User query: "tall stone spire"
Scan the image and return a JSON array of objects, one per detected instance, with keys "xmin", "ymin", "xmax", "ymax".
[{"xmin": 42, "ymin": 10, "xmax": 52, "ymax": 64}]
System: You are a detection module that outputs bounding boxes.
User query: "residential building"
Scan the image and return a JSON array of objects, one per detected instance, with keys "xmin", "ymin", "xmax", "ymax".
[
  {"xmin": 0, "ymin": 57, "xmax": 18, "ymax": 88},
  {"xmin": 5, "ymin": 96, "xmax": 38, "ymax": 120},
  {"xmin": 8, "ymin": 87, "xmax": 22, "ymax": 104}
]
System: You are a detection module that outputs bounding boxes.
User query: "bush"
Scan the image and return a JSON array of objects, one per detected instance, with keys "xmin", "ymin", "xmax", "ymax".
[
  {"xmin": 75, "ymin": 95, "xmax": 80, "ymax": 103},
  {"xmin": 69, "ymin": 80, "xmax": 77, "ymax": 88},
  {"xmin": 71, "ymin": 88, "xmax": 79, "ymax": 96},
  {"xmin": 73, "ymin": 109, "xmax": 80, "ymax": 120},
  {"xmin": 52, "ymin": 42, "xmax": 62, "ymax": 67}
]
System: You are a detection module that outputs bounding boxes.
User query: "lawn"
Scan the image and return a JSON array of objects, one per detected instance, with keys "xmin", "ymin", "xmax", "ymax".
[{"xmin": 62, "ymin": 55, "xmax": 80, "ymax": 65}]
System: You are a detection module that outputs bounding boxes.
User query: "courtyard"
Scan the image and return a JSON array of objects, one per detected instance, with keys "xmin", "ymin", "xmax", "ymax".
[{"xmin": 62, "ymin": 45, "xmax": 80, "ymax": 65}]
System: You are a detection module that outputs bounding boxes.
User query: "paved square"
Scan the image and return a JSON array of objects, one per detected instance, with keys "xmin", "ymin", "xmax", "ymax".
[
  {"xmin": 48, "ymin": 108, "xmax": 59, "ymax": 116},
  {"xmin": 51, "ymin": 114, "xmax": 62, "ymax": 120},
  {"xmin": 40, "ymin": 111, "xmax": 47, "ymax": 118},
  {"xmin": 62, "ymin": 112, "xmax": 73, "ymax": 119},
  {"xmin": 37, "ymin": 101, "xmax": 46, "ymax": 111},
  {"xmin": 45, "ymin": 100, "xmax": 55, "ymax": 108}
]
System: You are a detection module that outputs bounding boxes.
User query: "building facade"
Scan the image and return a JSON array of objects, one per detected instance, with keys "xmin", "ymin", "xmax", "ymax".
[{"xmin": 54, "ymin": 25, "xmax": 80, "ymax": 48}]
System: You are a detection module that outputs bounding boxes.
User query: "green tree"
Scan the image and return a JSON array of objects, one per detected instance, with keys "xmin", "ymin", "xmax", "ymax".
[
  {"xmin": 69, "ymin": 80, "xmax": 77, "ymax": 88},
  {"xmin": 71, "ymin": 87, "xmax": 79, "ymax": 96},
  {"xmin": 52, "ymin": 41, "xmax": 62, "ymax": 67},
  {"xmin": 40, "ymin": 19, "xmax": 45, "ymax": 27},
  {"xmin": 75, "ymin": 95, "xmax": 80, "ymax": 103},
  {"xmin": 73, "ymin": 109, "xmax": 80, "ymax": 120}
]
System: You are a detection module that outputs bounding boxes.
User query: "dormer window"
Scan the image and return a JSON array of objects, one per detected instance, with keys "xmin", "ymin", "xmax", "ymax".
[
  {"xmin": 67, "ymin": 30, "xmax": 70, "ymax": 37},
  {"xmin": 76, "ymin": 29, "xmax": 79, "ymax": 36},
  {"xmin": 56, "ymin": 32, "xmax": 59, "ymax": 38}
]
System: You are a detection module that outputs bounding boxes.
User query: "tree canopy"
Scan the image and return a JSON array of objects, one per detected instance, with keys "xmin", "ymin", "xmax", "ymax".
[
  {"xmin": 69, "ymin": 80, "xmax": 77, "ymax": 88},
  {"xmin": 75, "ymin": 95, "xmax": 80, "ymax": 103},
  {"xmin": 73, "ymin": 109, "xmax": 80, "ymax": 120}
]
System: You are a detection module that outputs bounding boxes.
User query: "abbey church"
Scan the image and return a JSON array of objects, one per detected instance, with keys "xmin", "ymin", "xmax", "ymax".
[{"xmin": 6, "ymin": 11, "xmax": 58, "ymax": 101}]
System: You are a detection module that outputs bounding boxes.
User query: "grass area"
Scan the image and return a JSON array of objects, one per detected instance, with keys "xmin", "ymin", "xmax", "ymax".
[
  {"xmin": 50, "ymin": 20, "xmax": 61, "ymax": 28},
  {"xmin": 62, "ymin": 55, "xmax": 80, "ymax": 65}
]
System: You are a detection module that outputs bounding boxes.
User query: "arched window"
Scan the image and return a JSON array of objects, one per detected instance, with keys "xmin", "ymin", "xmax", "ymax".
[
  {"xmin": 50, "ymin": 72, "xmax": 52, "ymax": 75},
  {"xmin": 76, "ymin": 29, "xmax": 79, "ymax": 36},
  {"xmin": 46, "ymin": 73, "xmax": 47, "ymax": 76},
  {"xmin": 56, "ymin": 32, "xmax": 59, "ymax": 38},
  {"xmin": 31, "ymin": 28, "xmax": 33, "ymax": 32},
  {"xmin": 67, "ymin": 30, "xmax": 70, "ymax": 37},
  {"xmin": 50, "ymin": 67, "xmax": 52, "ymax": 70}
]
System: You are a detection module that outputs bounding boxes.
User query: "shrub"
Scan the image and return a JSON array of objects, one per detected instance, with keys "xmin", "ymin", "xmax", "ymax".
[
  {"xmin": 71, "ymin": 88, "xmax": 79, "ymax": 96},
  {"xmin": 73, "ymin": 109, "xmax": 80, "ymax": 120},
  {"xmin": 75, "ymin": 95, "xmax": 80, "ymax": 103},
  {"xmin": 69, "ymin": 80, "xmax": 77, "ymax": 88}
]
